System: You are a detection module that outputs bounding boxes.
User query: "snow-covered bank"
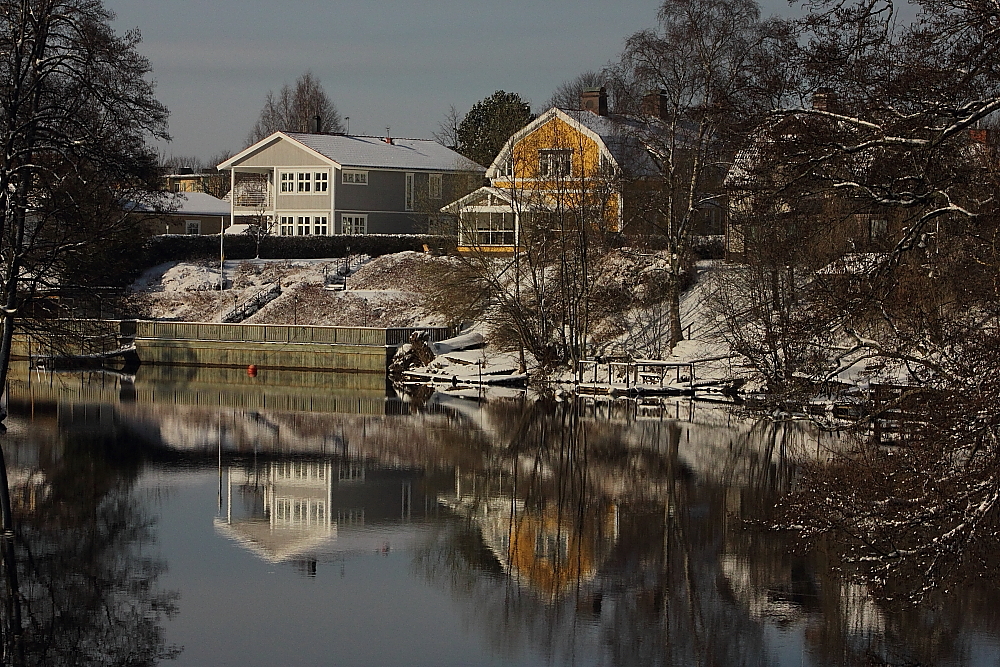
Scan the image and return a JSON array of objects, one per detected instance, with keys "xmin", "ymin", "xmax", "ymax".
[
  {"xmin": 131, "ymin": 251, "xmax": 847, "ymax": 402},
  {"xmin": 131, "ymin": 251, "xmax": 455, "ymax": 328}
]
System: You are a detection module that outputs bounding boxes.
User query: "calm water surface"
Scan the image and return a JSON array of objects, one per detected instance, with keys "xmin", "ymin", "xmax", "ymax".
[{"xmin": 1, "ymin": 365, "xmax": 998, "ymax": 666}]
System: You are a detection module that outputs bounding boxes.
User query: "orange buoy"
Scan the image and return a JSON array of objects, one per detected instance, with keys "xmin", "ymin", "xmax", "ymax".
[{"xmin": 247, "ymin": 364, "xmax": 258, "ymax": 377}]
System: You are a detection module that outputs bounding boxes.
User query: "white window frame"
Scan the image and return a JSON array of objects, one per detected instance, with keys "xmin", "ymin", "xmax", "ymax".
[
  {"xmin": 539, "ymin": 149, "xmax": 572, "ymax": 178},
  {"xmin": 342, "ymin": 170, "xmax": 368, "ymax": 185},
  {"xmin": 314, "ymin": 171, "xmax": 329, "ymax": 192},
  {"xmin": 185, "ymin": 220, "xmax": 201, "ymax": 235},
  {"xmin": 869, "ymin": 218, "xmax": 887, "ymax": 240},
  {"xmin": 297, "ymin": 172, "xmax": 312, "ymax": 192},
  {"xmin": 341, "ymin": 214, "xmax": 367, "ymax": 235},
  {"xmin": 428, "ymin": 173, "xmax": 443, "ymax": 199},
  {"xmin": 297, "ymin": 215, "xmax": 311, "ymax": 235},
  {"xmin": 279, "ymin": 172, "xmax": 295, "ymax": 193},
  {"xmin": 280, "ymin": 216, "xmax": 294, "ymax": 235},
  {"xmin": 405, "ymin": 172, "xmax": 414, "ymax": 211},
  {"xmin": 313, "ymin": 215, "xmax": 328, "ymax": 236}
]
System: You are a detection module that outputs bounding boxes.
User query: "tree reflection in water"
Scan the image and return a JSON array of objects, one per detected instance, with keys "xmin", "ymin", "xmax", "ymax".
[
  {"xmin": 0, "ymin": 421, "xmax": 178, "ymax": 666},
  {"xmin": 419, "ymin": 399, "xmax": 1000, "ymax": 666},
  {"xmin": 422, "ymin": 400, "xmax": 774, "ymax": 665}
]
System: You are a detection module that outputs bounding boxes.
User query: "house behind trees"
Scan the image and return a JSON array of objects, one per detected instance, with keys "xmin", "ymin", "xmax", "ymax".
[
  {"xmin": 442, "ymin": 87, "xmax": 726, "ymax": 252},
  {"xmin": 723, "ymin": 93, "xmax": 902, "ymax": 267}
]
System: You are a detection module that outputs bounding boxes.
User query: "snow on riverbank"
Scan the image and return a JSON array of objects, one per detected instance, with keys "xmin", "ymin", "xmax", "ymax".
[
  {"xmin": 132, "ymin": 252, "xmax": 454, "ymax": 327},
  {"xmin": 132, "ymin": 251, "xmax": 750, "ymax": 393}
]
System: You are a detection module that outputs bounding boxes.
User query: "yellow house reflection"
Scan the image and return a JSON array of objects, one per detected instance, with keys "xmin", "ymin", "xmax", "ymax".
[{"xmin": 442, "ymin": 473, "xmax": 619, "ymax": 598}]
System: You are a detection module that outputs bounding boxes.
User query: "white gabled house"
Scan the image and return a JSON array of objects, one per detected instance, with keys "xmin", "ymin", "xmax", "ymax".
[{"xmin": 217, "ymin": 131, "xmax": 484, "ymax": 237}]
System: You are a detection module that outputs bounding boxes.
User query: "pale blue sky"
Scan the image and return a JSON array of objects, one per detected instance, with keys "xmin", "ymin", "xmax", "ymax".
[{"xmin": 110, "ymin": 0, "xmax": 798, "ymax": 164}]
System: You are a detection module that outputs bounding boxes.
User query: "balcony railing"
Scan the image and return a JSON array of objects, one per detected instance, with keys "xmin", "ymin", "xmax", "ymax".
[{"xmin": 232, "ymin": 174, "xmax": 272, "ymax": 210}]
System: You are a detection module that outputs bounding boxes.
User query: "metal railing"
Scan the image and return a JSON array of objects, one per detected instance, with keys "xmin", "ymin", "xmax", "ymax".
[{"xmin": 222, "ymin": 283, "xmax": 281, "ymax": 323}]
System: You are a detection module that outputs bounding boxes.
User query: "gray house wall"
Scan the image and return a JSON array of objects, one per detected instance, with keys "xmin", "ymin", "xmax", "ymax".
[
  {"xmin": 335, "ymin": 169, "xmax": 406, "ymax": 211},
  {"xmin": 335, "ymin": 170, "xmax": 482, "ymax": 234}
]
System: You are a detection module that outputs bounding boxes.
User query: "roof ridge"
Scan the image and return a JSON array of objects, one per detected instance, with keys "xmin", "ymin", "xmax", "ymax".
[{"xmin": 288, "ymin": 132, "xmax": 439, "ymax": 142}]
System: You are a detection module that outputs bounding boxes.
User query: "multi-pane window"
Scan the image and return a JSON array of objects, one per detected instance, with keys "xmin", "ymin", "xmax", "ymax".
[
  {"xmin": 428, "ymin": 173, "xmax": 443, "ymax": 199},
  {"xmin": 405, "ymin": 172, "xmax": 414, "ymax": 211},
  {"xmin": 342, "ymin": 170, "xmax": 368, "ymax": 184},
  {"xmin": 314, "ymin": 172, "xmax": 328, "ymax": 192},
  {"xmin": 342, "ymin": 214, "xmax": 367, "ymax": 235},
  {"xmin": 280, "ymin": 172, "xmax": 295, "ymax": 192},
  {"xmin": 539, "ymin": 149, "xmax": 572, "ymax": 178},
  {"xmin": 464, "ymin": 212, "xmax": 515, "ymax": 246},
  {"xmin": 185, "ymin": 220, "xmax": 200, "ymax": 235},
  {"xmin": 279, "ymin": 215, "xmax": 329, "ymax": 235},
  {"xmin": 297, "ymin": 172, "xmax": 311, "ymax": 192}
]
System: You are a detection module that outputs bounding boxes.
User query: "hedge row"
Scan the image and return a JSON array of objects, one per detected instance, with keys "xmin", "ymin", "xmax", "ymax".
[{"xmin": 142, "ymin": 233, "xmax": 458, "ymax": 265}]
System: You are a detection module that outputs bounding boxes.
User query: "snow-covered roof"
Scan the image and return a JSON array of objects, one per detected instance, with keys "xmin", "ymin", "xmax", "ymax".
[
  {"xmin": 724, "ymin": 111, "xmax": 880, "ymax": 190},
  {"xmin": 816, "ymin": 252, "xmax": 889, "ymax": 275},
  {"xmin": 440, "ymin": 185, "xmax": 571, "ymax": 213},
  {"xmin": 168, "ymin": 192, "xmax": 231, "ymax": 216},
  {"xmin": 220, "ymin": 132, "xmax": 485, "ymax": 173},
  {"xmin": 439, "ymin": 186, "xmax": 515, "ymax": 213},
  {"xmin": 127, "ymin": 191, "xmax": 230, "ymax": 217}
]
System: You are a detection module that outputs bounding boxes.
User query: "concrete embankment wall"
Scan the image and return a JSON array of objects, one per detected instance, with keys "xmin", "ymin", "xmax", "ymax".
[
  {"xmin": 5, "ymin": 362, "xmax": 399, "ymax": 415},
  {"xmin": 134, "ymin": 321, "xmax": 389, "ymax": 372},
  {"xmin": 13, "ymin": 320, "xmax": 454, "ymax": 373}
]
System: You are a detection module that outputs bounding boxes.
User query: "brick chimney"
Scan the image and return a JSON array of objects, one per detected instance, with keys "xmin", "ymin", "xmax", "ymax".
[
  {"xmin": 581, "ymin": 87, "xmax": 608, "ymax": 116},
  {"xmin": 969, "ymin": 128, "xmax": 989, "ymax": 144},
  {"xmin": 640, "ymin": 90, "xmax": 668, "ymax": 119}
]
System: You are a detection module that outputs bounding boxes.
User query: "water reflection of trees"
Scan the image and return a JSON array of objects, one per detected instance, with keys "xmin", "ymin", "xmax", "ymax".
[
  {"xmin": 423, "ymin": 399, "xmax": 1000, "ymax": 666},
  {"xmin": 0, "ymin": 424, "xmax": 178, "ymax": 666},
  {"xmin": 425, "ymin": 400, "xmax": 780, "ymax": 665}
]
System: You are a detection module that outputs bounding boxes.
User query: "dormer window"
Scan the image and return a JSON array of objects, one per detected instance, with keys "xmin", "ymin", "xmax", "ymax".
[{"xmin": 539, "ymin": 149, "xmax": 572, "ymax": 178}]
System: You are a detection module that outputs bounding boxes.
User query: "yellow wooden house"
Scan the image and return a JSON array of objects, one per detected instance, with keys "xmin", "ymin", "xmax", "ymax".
[{"xmin": 443, "ymin": 95, "xmax": 655, "ymax": 253}]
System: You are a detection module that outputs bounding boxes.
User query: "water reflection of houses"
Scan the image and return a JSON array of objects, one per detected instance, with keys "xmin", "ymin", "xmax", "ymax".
[
  {"xmin": 439, "ymin": 471, "xmax": 619, "ymax": 598},
  {"xmin": 215, "ymin": 457, "xmax": 448, "ymax": 565}
]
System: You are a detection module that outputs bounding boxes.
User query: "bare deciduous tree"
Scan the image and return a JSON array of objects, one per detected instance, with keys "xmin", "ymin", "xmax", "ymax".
[
  {"xmin": 543, "ymin": 70, "xmax": 608, "ymax": 110},
  {"xmin": 247, "ymin": 71, "xmax": 344, "ymax": 144},
  {"xmin": 609, "ymin": 0, "xmax": 796, "ymax": 350},
  {"xmin": 0, "ymin": 0, "xmax": 169, "ymax": 413},
  {"xmin": 742, "ymin": 0, "xmax": 1000, "ymax": 597}
]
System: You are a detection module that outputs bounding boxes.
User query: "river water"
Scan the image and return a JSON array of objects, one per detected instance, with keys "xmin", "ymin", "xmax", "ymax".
[{"xmin": 0, "ymin": 364, "xmax": 998, "ymax": 666}]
